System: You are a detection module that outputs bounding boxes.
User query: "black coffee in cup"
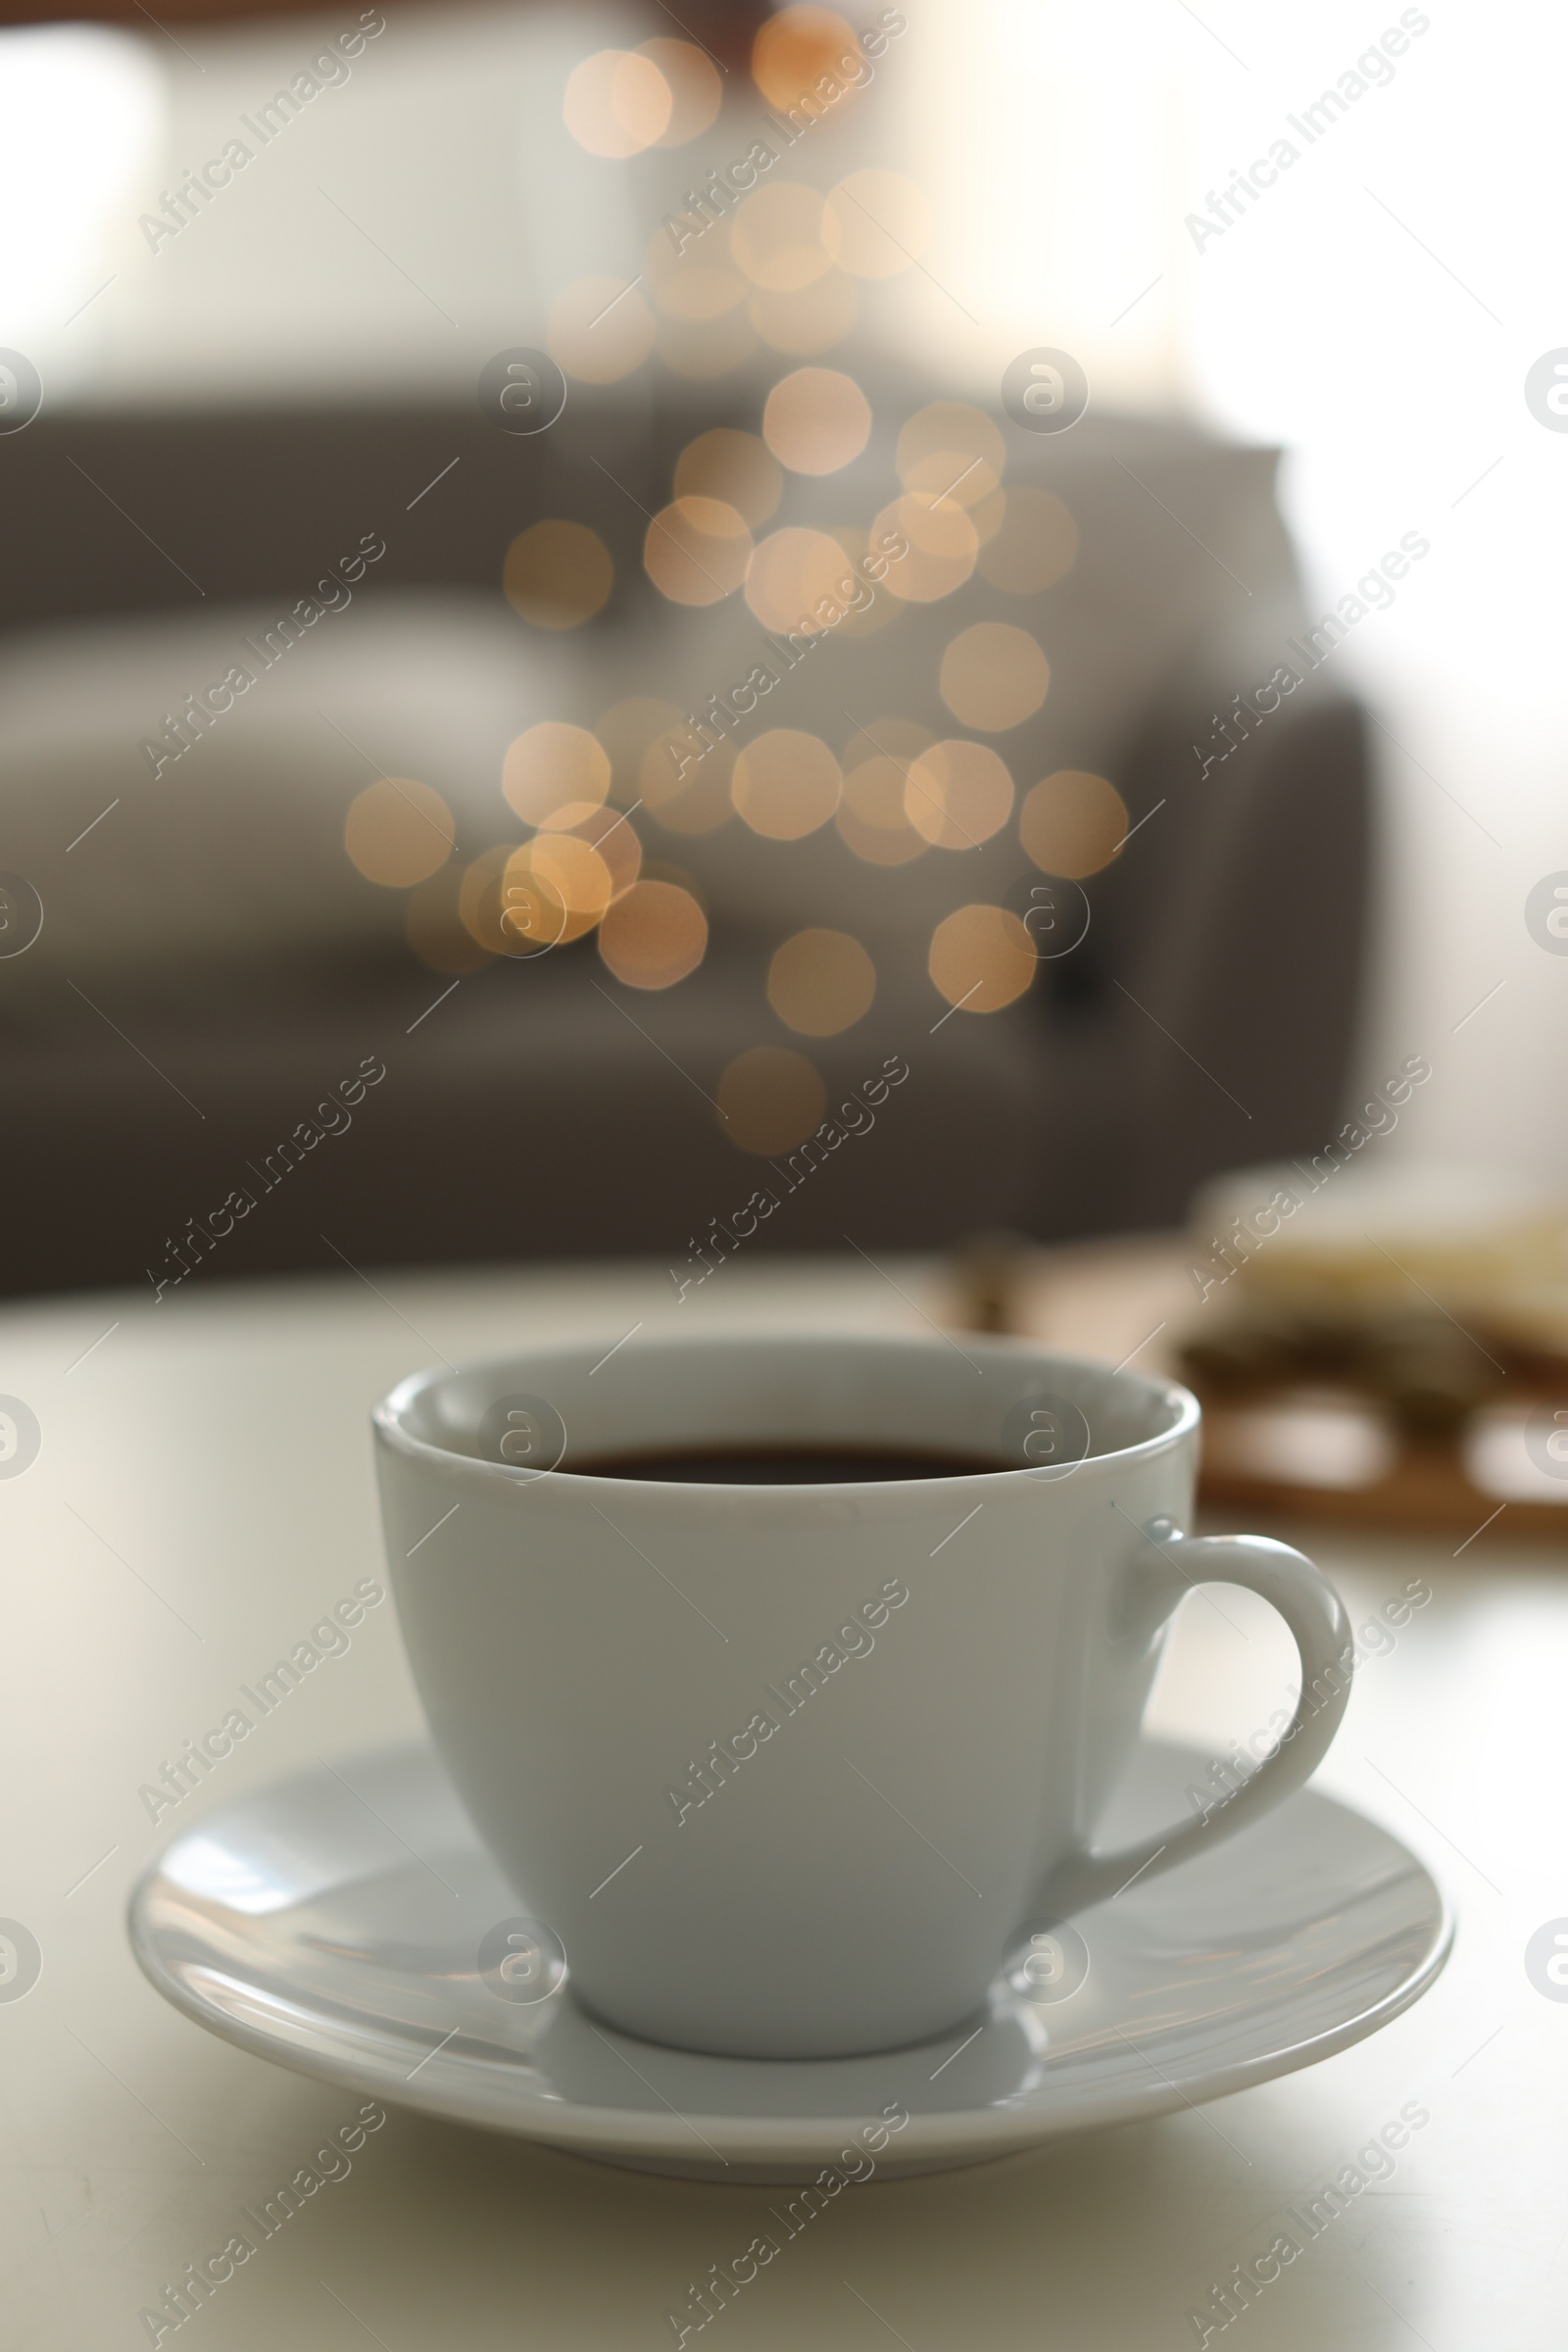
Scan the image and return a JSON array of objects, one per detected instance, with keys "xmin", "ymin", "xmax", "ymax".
[{"xmin": 568, "ymin": 1444, "xmax": 1003, "ymax": 1484}]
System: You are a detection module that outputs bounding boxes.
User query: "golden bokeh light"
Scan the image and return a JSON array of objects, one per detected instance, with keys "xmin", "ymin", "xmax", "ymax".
[
  {"xmin": 566, "ymin": 800, "xmax": 639, "ymax": 889},
  {"xmin": 732, "ymin": 728, "xmax": 841, "ymax": 840},
  {"xmin": 638, "ymin": 724, "xmax": 698, "ymax": 815},
  {"xmin": 460, "ymin": 842, "xmax": 567, "ymax": 958},
  {"xmin": 547, "ymin": 275, "xmax": 656, "ymax": 382},
  {"xmin": 748, "ymin": 270, "xmax": 858, "ymax": 355},
  {"xmin": 644, "ymin": 496, "xmax": 753, "ymax": 605},
  {"xmin": 716, "ymin": 1043, "xmax": 827, "ymax": 1154},
  {"xmin": 730, "ymin": 181, "xmax": 831, "ymax": 292},
  {"xmin": 563, "ymin": 48, "xmax": 672, "ymax": 158},
  {"xmin": 640, "ymin": 729, "xmax": 737, "ymax": 834},
  {"xmin": 939, "ymin": 621, "xmax": 1051, "ymax": 732},
  {"xmin": 343, "ymin": 776, "xmax": 454, "ymax": 889},
  {"xmin": 744, "ymin": 524, "xmax": 855, "ymax": 632},
  {"xmin": 828, "ymin": 528, "xmax": 901, "ymax": 636},
  {"xmin": 762, "ymin": 366, "xmax": 871, "ymax": 474},
  {"xmin": 978, "ymin": 487, "xmax": 1079, "ymax": 595},
  {"xmin": 968, "ymin": 486, "xmax": 1007, "ymax": 546},
  {"xmin": 563, "ymin": 801, "xmax": 642, "ymax": 900},
  {"xmin": 929, "ymin": 904, "xmax": 1035, "ymax": 1012},
  {"xmin": 503, "ymin": 520, "xmax": 613, "ymax": 630},
  {"xmin": 495, "ymin": 858, "xmax": 570, "ymax": 954},
  {"xmin": 506, "ymin": 840, "xmax": 606, "ymax": 945},
  {"xmin": 638, "ymin": 36, "xmax": 721, "ymax": 145},
  {"xmin": 822, "ymin": 170, "xmax": 931, "ymax": 279},
  {"xmin": 872, "ymin": 492, "xmax": 979, "ymax": 603},
  {"xmin": 502, "ymin": 721, "xmax": 611, "ymax": 829},
  {"xmin": 842, "ymin": 715, "xmax": 933, "ymax": 770},
  {"xmin": 751, "ymin": 7, "xmax": 859, "ymax": 110},
  {"xmin": 897, "ymin": 402, "xmax": 1005, "ymax": 507},
  {"xmin": 1019, "ymin": 771, "xmax": 1129, "ymax": 878},
  {"xmin": 905, "ymin": 741, "xmax": 1014, "ymax": 850},
  {"xmin": 644, "ymin": 220, "xmax": 747, "ymax": 322},
  {"xmin": 406, "ymin": 863, "xmax": 494, "ymax": 974},
  {"xmin": 459, "ymin": 845, "xmax": 516, "ymax": 948},
  {"xmin": 524, "ymin": 833, "xmax": 612, "ymax": 919},
  {"xmin": 902, "ymin": 492, "xmax": 983, "ymax": 561},
  {"xmin": 675, "ymin": 429, "xmax": 783, "ymax": 528},
  {"xmin": 599, "ymin": 878, "xmax": 709, "ymax": 989},
  {"xmin": 837, "ymin": 716, "xmax": 932, "ymax": 866},
  {"xmin": 767, "ymin": 927, "xmax": 875, "ymax": 1035}
]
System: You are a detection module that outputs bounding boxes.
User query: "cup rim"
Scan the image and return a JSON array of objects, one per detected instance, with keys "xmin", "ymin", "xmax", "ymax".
[{"xmin": 371, "ymin": 1329, "xmax": 1200, "ymax": 1494}]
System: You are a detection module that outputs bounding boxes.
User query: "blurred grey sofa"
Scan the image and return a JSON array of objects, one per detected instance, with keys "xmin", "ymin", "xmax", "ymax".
[{"xmin": 0, "ymin": 375, "xmax": 1369, "ymax": 1298}]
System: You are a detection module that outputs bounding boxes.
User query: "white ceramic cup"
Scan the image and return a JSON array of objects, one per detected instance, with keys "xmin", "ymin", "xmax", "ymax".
[{"xmin": 372, "ymin": 1332, "xmax": 1353, "ymax": 2061}]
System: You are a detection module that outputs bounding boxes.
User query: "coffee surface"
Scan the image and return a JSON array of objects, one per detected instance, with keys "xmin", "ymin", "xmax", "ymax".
[{"xmin": 569, "ymin": 1443, "xmax": 1002, "ymax": 1485}]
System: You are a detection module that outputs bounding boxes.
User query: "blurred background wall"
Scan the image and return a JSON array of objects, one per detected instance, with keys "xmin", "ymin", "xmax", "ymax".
[
  {"xmin": 1, "ymin": 0, "xmax": 1561, "ymax": 1299},
  {"xmin": 5, "ymin": 0, "xmax": 1561, "ymax": 1184}
]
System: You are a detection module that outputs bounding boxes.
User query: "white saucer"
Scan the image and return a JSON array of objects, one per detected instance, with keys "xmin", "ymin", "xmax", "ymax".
[{"xmin": 128, "ymin": 1739, "xmax": 1450, "ymax": 2182}]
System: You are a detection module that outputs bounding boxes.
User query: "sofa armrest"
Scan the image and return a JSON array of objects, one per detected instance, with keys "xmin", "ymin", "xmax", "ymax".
[{"xmin": 1037, "ymin": 622, "xmax": 1373, "ymax": 1234}]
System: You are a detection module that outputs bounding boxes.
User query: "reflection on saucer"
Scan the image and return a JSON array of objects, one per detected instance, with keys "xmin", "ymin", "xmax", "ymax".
[{"xmin": 129, "ymin": 1738, "xmax": 1450, "ymax": 2181}]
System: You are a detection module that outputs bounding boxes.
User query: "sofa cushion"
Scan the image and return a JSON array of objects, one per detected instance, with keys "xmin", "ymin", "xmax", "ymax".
[
  {"xmin": 0, "ymin": 412, "xmax": 1301, "ymax": 1016},
  {"xmin": 0, "ymin": 590, "xmax": 579, "ymax": 993}
]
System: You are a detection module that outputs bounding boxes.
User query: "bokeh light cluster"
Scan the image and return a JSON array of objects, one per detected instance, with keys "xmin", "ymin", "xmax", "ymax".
[
  {"xmin": 376, "ymin": 43, "xmax": 1108, "ymax": 1144},
  {"xmin": 550, "ymin": 7, "xmax": 931, "ymax": 385},
  {"xmin": 563, "ymin": 39, "xmax": 719, "ymax": 159}
]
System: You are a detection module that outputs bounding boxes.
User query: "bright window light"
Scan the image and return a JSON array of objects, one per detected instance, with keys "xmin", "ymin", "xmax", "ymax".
[{"xmin": 0, "ymin": 24, "xmax": 165, "ymax": 384}]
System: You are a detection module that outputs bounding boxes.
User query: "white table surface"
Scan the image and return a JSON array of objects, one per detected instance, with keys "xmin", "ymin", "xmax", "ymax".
[{"xmin": 1, "ymin": 1254, "xmax": 1563, "ymax": 2351}]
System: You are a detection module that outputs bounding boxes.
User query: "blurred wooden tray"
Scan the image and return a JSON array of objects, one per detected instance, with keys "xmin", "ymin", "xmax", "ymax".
[
  {"xmin": 1195, "ymin": 1391, "xmax": 1568, "ymax": 1542},
  {"xmin": 953, "ymin": 1236, "xmax": 1568, "ymax": 1544}
]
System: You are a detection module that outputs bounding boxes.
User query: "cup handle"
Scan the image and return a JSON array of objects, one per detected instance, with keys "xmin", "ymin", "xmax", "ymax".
[{"xmin": 1042, "ymin": 1518, "xmax": 1354, "ymax": 1917}]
